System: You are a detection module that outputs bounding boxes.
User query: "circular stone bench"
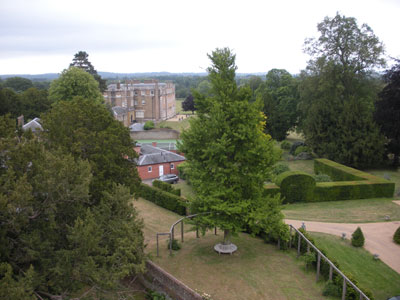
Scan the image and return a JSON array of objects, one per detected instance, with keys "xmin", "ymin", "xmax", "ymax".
[{"xmin": 214, "ymin": 243, "xmax": 238, "ymax": 255}]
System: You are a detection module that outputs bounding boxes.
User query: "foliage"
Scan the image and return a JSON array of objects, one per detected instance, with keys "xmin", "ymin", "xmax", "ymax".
[
  {"xmin": 0, "ymin": 118, "xmax": 145, "ymax": 299},
  {"xmin": 313, "ymin": 174, "xmax": 332, "ymax": 182},
  {"xmin": 48, "ymin": 67, "xmax": 104, "ymax": 103},
  {"xmin": 3, "ymin": 76, "xmax": 33, "ymax": 92},
  {"xmin": 375, "ymin": 60, "xmax": 400, "ymax": 166},
  {"xmin": 144, "ymin": 120, "xmax": 155, "ymax": 130},
  {"xmin": 139, "ymin": 184, "xmax": 187, "ymax": 215},
  {"xmin": 179, "ymin": 48, "xmax": 284, "ymax": 245},
  {"xmin": 322, "ymin": 281, "xmax": 341, "ymax": 297},
  {"xmin": 256, "ymin": 69, "xmax": 299, "ymax": 141},
  {"xmin": 289, "ymin": 141, "xmax": 305, "ymax": 155},
  {"xmin": 276, "ymin": 171, "xmax": 316, "ymax": 203},
  {"xmin": 393, "ymin": 226, "xmax": 400, "ymax": 245},
  {"xmin": 167, "ymin": 238, "xmax": 181, "ymax": 251},
  {"xmin": 146, "ymin": 290, "xmax": 167, "ymax": 300},
  {"xmin": 0, "ymin": 87, "xmax": 21, "ymax": 117},
  {"xmin": 272, "ymin": 164, "xmax": 290, "ymax": 176},
  {"xmin": 299, "ymin": 13, "xmax": 386, "ymax": 168},
  {"xmin": 182, "ymin": 93, "xmax": 196, "ymax": 113},
  {"xmin": 314, "ymin": 158, "xmax": 364, "ymax": 181},
  {"xmin": 351, "ymin": 227, "xmax": 365, "ymax": 247},
  {"xmin": 177, "ymin": 161, "xmax": 189, "ymax": 181},
  {"xmin": 153, "ymin": 179, "xmax": 181, "ymax": 196},
  {"xmin": 294, "ymin": 145, "xmax": 310, "ymax": 156},
  {"xmin": 41, "ymin": 97, "xmax": 140, "ymax": 199},
  {"xmin": 70, "ymin": 51, "xmax": 107, "ymax": 92},
  {"xmin": 280, "ymin": 140, "xmax": 291, "ymax": 150}
]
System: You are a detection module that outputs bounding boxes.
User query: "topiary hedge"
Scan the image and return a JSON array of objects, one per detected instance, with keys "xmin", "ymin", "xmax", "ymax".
[
  {"xmin": 393, "ymin": 226, "xmax": 400, "ymax": 245},
  {"xmin": 351, "ymin": 227, "xmax": 365, "ymax": 247},
  {"xmin": 139, "ymin": 183, "xmax": 187, "ymax": 215},
  {"xmin": 315, "ymin": 158, "xmax": 368, "ymax": 181},
  {"xmin": 276, "ymin": 171, "xmax": 316, "ymax": 203},
  {"xmin": 152, "ymin": 179, "xmax": 181, "ymax": 196}
]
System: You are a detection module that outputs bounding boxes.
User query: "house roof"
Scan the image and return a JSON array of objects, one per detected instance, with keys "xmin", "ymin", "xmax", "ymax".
[
  {"xmin": 137, "ymin": 145, "xmax": 185, "ymax": 166},
  {"xmin": 22, "ymin": 118, "xmax": 42, "ymax": 132}
]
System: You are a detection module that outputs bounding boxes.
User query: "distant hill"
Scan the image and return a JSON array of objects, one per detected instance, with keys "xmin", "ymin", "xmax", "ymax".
[{"xmin": 0, "ymin": 71, "xmax": 266, "ymax": 81}]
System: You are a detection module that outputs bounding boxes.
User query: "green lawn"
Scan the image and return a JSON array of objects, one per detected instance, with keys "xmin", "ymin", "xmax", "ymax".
[
  {"xmin": 309, "ymin": 232, "xmax": 400, "ymax": 300},
  {"xmin": 175, "ymin": 179, "xmax": 195, "ymax": 199},
  {"xmin": 157, "ymin": 117, "xmax": 192, "ymax": 132},
  {"xmin": 133, "ymin": 198, "xmax": 337, "ymax": 300},
  {"xmin": 282, "ymin": 198, "xmax": 400, "ymax": 223}
]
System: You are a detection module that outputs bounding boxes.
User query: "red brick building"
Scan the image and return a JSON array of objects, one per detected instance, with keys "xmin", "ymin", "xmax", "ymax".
[{"xmin": 136, "ymin": 144, "xmax": 185, "ymax": 180}]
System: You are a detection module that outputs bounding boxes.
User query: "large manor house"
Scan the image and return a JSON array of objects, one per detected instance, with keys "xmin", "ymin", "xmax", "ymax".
[{"xmin": 103, "ymin": 80, "xmax": 176, "ymax": 127}]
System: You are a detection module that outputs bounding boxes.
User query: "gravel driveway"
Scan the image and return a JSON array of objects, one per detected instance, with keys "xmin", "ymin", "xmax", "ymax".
[{"xmin": 285, "ymin": 219, "xmax": 400, "ymax": 274}]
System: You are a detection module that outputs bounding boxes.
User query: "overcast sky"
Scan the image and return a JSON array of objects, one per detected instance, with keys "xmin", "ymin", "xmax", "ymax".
[{"xmin": 1, "ymin": 0, "xmax": 399, "ymax": 75}]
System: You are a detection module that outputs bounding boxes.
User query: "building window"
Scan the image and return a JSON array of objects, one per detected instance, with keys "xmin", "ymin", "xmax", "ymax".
[
  {"xmin": 141, "ymin": 91, "xmax": 145, "ymax": 96},
  {"xmin": 122, "ymin": 100, "xmax": 127, "ymax": 107},
  {"xmin": 136, "ymin": 111, "xmax": 144, "ymax": 118},
  {"xmin": 151, "ymin": 90, "xmax": 154, "ymax": 96},
  {"xmin": 142, "ymin": 99, "xmax": 146, "ymax": 105},
  {"xmin": 148, "ymin": 166, "xmax": 152, "ymax": 172},
  {"xmin": 134, "ymin": 90, "xmax": 138, "ymax": 96},
  {"xmin": 170, "ymin": 163, "xmax": 174, "ymax": 169}
]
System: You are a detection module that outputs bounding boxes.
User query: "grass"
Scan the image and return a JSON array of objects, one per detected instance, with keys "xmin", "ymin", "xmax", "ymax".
[
  {"xmin": 133, "ymin": 198, "xmax": 337, "ymax": 300},
  {"xmin": 157, "ymin": 117, "xmax": 192, "ymax": 132},
  {"xmin": 309, "ymin": 232, "xmax": 400, "ymax": 300},
  {"xmin": 282, "ymin": 198, "xmax": 400, "ymax": 223},
  {"xmin": 175, "ymin": 179, "xmax": 195, "ymax": 199}
]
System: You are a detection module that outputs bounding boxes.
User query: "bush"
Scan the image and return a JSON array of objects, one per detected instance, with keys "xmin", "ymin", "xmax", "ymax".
[
  {"xmin": 146, "ymin": 290, "xmax": 167, "ymax": 300},
  {"xmin": 144, "ymin": 120, "xmax": 155, "ymax": 130},
  {"xmin": 280, "ymin": 140, "xmax": 291, "ymax": 150},
  {"xmin": 272, "ymin": 164, "xmax": 290, "ymax": 176},
  {"xmin": 167, "ymin": 239, "xmax": 181, "ymax": 251},
  {"xmin": 294, "ymin": 145, "xmax": 310, "ymax": 156},
  {"xmin": 351, "ymin": 227, "xmax": 365, "ymax": 247},
  {"xmin": 322, "ymin": 281, "xmax": 341, "ymax": 297},
  {"xmin": 139, "ymin": 184, "xmax": 187, "ymax": 215},
  {"xmin": 276, "ymin": 171, "xmax": 315, "ymax": 203},
  {"xmin": 393, "ymin": 226, "xmax": 400, "ymax": 244},
  {"xmin": 314, "ymin": 174, "xmax": 332, "ymax": 182},
  {"xmin": 152, "ymin": 179, "xmax": 181, "ymax": 196},
  {"xmin": 177, "ymin": 161, "xmax": 189, "ymax": 181},
  {"xmin": 289, "ymin": 141, "xmax": 305, "ymax": 155}
]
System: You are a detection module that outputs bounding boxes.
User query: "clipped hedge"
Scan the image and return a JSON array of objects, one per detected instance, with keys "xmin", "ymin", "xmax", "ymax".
[
  {"xmin": 315, "ymin": 158, "xmax": 367, "ymax": 181},
  {"xmin": 276, "ymin": 171, "xmax": 315, "ymax": 203},
  {"xmin": 139, "ymin": 184, "xmax": 187, "ymax": 215},
  {"xmin": 152, "ymin": 179, "xmax": 181, "ymax": 196}
]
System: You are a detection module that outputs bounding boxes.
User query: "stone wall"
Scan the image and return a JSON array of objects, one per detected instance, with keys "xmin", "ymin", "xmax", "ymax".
[
  {"xmin": 139, "ymin": 260, "xmax": 203, "ymax": 300},
  {"xmin": 131, "ymin": 129, "xmax": 180, "ymax": 140}
]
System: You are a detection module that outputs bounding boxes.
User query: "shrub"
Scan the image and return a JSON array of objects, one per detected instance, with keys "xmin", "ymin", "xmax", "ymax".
[
  {"xmin": 146, "ymin": 290, "xmax": 167, "ymax": 300},
  {"xmin": 280, "ymin": 140, "xmax": 291, "ymax": 150},
  {"xmin": 314, "ymin": 174, "xmax": 332, "ymax": 182},
  {"xmin": 393, "ymin": 226, "xmax": 400, "ymax": 244},
  {"xmin": 144, "ymin": 120, "xmax": 155, "ymax": 130},
  {"xmin": 294, "ymin": 145, "xmax": 310, "ymax": 156},
  {"xmin": 272, "ymin": 164, "xmax": 290, "ymax": 176},
  {"xmin": 139, "ymin": 184, "xmax": 187, "ymax": 215},
  {"xmin": 177, "ymin": 161, "xmax": 189, "ymax": 180},
  {"xmin": 351, "ymin": 227, "xmax": 365, "ymax": 247},
  {"xmin": 153, "ymin": 179, "xmax": 181, "ymax": 196},
  {"xmin": 276, "ymin": 171, "xmax": 316, "ymax": 203},
  {"xmin": 289, "ymin": 141, "xmax": 305, "ymax": 155},
  {"xmin": 167, "ymin": 239, "xmax": 181, "ymax": 251},
  {"xmin": 322, "ymin": 281, "xmax": 341, "ymax": 297}
]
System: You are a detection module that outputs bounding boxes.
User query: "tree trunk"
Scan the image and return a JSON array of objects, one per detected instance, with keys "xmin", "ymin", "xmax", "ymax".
[{"xmin": 223, "ymin": 229, "xmax": 231, "ymax": 245}]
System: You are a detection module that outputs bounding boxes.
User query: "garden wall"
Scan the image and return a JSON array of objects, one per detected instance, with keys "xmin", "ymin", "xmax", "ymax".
[
  {"xmin": 139, "ymin": 260, "xmax": 203, "ymax": 300},
  {"xmin": 131, "ymin": 128, "xmax": 180, "ymax": 140}
]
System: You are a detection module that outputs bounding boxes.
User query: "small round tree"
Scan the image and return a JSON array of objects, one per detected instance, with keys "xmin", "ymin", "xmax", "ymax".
[
  {"xmin": 351, "ymin": 227, "xmax": 365, "ymax": 247},
  {"xmin": 394, "ymin": 226, "xmax": 400, "ymax": 245}
]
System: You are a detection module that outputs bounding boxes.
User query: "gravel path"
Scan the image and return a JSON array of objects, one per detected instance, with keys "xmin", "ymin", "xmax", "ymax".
[{"xmin": 285, "ymin": 219, "xmax": 400, "ymax": 274}]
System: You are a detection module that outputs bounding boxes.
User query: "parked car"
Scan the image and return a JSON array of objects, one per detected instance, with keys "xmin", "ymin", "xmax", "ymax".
[
  {"xmin": 158, "ymin": 174, "xmax": 179, "ymax": 184},
  {"xmin": 388, "ymin": 296, "xmax": 400, "ymax": 300}
]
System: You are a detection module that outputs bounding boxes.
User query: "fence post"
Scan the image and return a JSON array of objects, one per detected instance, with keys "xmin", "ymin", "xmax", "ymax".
[
  {"xmin": 359, "ymin": 293, "xmax": 363, "ymax": 300},
  {"xmin": 156, "ymin": 234, "xmax": 159, "ymax": 257},
  {"xmin": 316, "ymin": 252, "xmax": 321, "ymax": 281},
  {"xmin": 342, "ymin": 278, "xmax": 347, "ymax": 300},
  {"xmin": 172, "ymin": 227, "xmax": 175, "ymax": 243},
  {"xmin": 307, "ymin": 243, "xmax": 310, "ymax": 253},
  {"xmin": 297, "ymin": 233, "xmax": 301, "ymax": 257},
  {"xmin": 169, "ymin": 233, "xmax": 172, "ymax": 256},
  {"xmin": 196, "ymin": 227, "xmax": 199, "ymax": 238},
  {"xmin": 181, "ymin": 221, "xmax": 184, "ymax": 242},
  {"xmin": 214, "ymin": 227, "xmax": 217, "ymax": 235},
  {"xmin": 289, "ymin": 226, "xmax": 292, "ymax": 248},
  {"xmin": 277, "ymin": 238, "xmax": 281, "ymax": 250},
  {"xmin": 329, "ymin": 265, "xmax": 333, "ymax": 281}
]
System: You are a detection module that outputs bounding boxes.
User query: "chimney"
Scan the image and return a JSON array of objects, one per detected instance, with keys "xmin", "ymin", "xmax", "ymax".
[
  {"xmin": 17, "ymin": 115, "xmax": 24, "ymax": 127},
  {"xmin": 117, "ymin": 81, "xmax": 121, "ymax": 89},
  {"xmin": 152, "ymin": 142, "xmax": 157, "ymax": 147}
]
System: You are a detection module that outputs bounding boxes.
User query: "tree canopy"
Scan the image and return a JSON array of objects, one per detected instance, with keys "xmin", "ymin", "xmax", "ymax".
[
  {"xmin": 182, "ymin": 93, "xmax": 196, "ymax": 113},
  {"xmin": 48, "ymin": 67, "xmax": 104, "ymax": 103},
  {"xmin": 256, "ymin": 69, "xmax": 299, "ymax": 141},
  {"xmin": 70, "ymin": 51, "xmax": 107, "ymax": 92},
  {"xmin": 179, "ymin": 48, "xmax": 286, "ymax": 247},
  {"xmin": 298, "ymin": 13, "xmax": 385, "ymax": 168},
  {"xmin": 3, "ymin": 77, "xmax": 34, "ymax": 92},
  {"xmin": 375, "ymin": 61, "xmax": 400, "ymax": 166}
]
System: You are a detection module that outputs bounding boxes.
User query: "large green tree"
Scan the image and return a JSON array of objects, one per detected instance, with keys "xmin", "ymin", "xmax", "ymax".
[
  {"xmin": 299, "ymin": 13, "xmax": 385, "ymax": 168},
  {"xmin": 375, "ymin": 61, "xmax": 400, "ymax": 166},
  {"xmin": 70, "ymin": 51, "xmax": 107, "ymax": 92},
  {"xmin": 256, "ymin": 69, "xmax": 299, "ymax": 141},
  {"xmin": 179, "ymin": 48, "xmax": 286, "ymax": 249},
  {"xmin": 48, "ymin": 67, "xmax": 104, "ymax": 103}
]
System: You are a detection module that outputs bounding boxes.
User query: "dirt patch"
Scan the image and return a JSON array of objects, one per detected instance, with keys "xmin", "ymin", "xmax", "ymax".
[
  {"xmin": 393, "ymin": 200, "xmax": 400, "ymax": 206},
  {"xmin": 286, "ymin": 219, "xmax": 400, "ymax": 274}
]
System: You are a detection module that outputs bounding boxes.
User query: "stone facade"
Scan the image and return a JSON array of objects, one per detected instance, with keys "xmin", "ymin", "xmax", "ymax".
[{"xmin": 103, "ymin": 79, "xmax": 175, "ymax": 126}]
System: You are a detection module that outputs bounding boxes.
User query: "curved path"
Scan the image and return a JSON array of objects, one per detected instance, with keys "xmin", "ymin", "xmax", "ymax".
[{"xmin": 285, "ymin": 219, "xmax": 400, "ymax": 274}]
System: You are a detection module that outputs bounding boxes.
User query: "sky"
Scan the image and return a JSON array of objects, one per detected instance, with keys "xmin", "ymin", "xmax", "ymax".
[{"xmin": 1, "ymin": 0, "xmax": 400, "ymax": 75}]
